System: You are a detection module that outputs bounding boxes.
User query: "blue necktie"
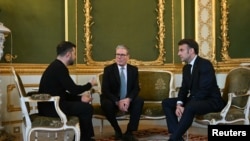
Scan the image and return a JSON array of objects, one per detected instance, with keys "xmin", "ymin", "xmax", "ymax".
[{"xmin": 120, "ymin": 67, "xmax": 126, "ymax": 99}]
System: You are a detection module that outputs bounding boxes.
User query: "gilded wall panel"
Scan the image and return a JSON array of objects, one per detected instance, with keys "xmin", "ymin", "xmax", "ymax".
[
  {"xmin": 83, "ymin": 0, "xmax": 166, "ymax": 66},
  {"xmin": 220, "ymin": 0, "xmax": 250, "ymax": 63},
  {"xmin": 195, "ymin": 0, "xmax": 216, "ymax": 63}
]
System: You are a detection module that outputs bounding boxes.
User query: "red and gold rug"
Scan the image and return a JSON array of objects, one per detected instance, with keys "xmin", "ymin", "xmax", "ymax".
[{"xmin": 95, "ymin": 128, "xmax": 207, "ymax": 141}]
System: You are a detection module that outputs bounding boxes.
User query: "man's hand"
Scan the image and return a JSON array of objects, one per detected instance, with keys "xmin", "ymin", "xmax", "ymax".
[
  {"xmin": 118, "ymin": 98, "xmax": 130, "ymax": 112},
  {"xmin": 175, "ymin": 105, "xmax": 184, "ymax": 117},
  {"xmin": 81, "ymin": 91, "xmax": 93, "ymax": 103},
  {"xmin": 89, "ymin": 77, "xmax": 98, "ymax": 86}
]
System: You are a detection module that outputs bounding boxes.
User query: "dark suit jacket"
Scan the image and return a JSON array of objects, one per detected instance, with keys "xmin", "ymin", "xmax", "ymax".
[
  {"xmin": 100, "ymin": 63, "xmax": 140, "ymax": 103},
  {"xmin": 178, "ymin": 56, "xmax": 225, "ymax": 108}
]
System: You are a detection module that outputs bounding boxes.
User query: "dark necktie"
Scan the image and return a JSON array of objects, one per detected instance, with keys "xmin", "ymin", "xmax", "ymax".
[
  {"xmin": 120, "ymin": 67, "xmax": 126, "ymax": 99},
  {"xmin": 187, "ymin": 64, "xmax": 192, "ymax": 75},
  {"xmin": 187, "ymin": 64, "xmax": 192, "ymax": 89}
]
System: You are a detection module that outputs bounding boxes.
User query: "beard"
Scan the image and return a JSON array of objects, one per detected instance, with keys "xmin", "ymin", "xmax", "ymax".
[{"xmin": 67, "ymin": 58, "xmax": 74, "ymax": 65}]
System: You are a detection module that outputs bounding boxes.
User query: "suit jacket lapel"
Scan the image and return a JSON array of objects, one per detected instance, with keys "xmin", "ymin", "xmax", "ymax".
[
  {"xmin": 114, "ymin": 64, "xmax": 121, "ymax": 85},
  {"xmin": 190, "ymin": 56, "xmax": 200, "ymax": 88},
  {"xmin": 126, "ymin": 65, "xmax": 131, "ymax": 90}
]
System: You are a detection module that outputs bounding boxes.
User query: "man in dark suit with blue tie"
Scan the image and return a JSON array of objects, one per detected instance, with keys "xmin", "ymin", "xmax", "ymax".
[
  {"xmin": 162, "ymin": 39, "xmax": 226, "ymax": 141},
  {"xmin": 100, "ymin": 45, "xmax": 144, "ymax": 141}
]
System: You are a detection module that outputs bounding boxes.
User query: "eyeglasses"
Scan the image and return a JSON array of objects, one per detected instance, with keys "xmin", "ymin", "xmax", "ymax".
[{"xmin": 115, "ymin": 53, "xmax": 127, "ymax": 57}]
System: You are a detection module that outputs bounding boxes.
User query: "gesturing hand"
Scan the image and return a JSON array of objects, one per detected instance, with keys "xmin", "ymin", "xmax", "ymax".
[{"xmin": 89, "ymin": 77, "xmax": 98, "ymax": 86}]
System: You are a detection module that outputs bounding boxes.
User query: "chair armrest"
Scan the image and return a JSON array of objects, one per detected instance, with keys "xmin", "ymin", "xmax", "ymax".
[
  {"xmin": 22, "ymin": 94, "xmax": 68, "ymax": 125},
  {"xmin": 220, "ymin": 92, "xmax": 250, "ymax": 118},
  {"xmin": 30, "ymin": 94, "xmax": 51, "ymax": 100},
  {"xmin": 172, "ymin": 87, "xmax": 181, "ymax": 98},
  {"xmin": 170, "ymin": 88, "xmax": 177, "ymax": 98},
  {"xmin": 219, "ymin": 92, "xmax": 234, "ymax": 118},
  {"xmin": 23, "ymin": 93, "xmax": 54, "ymax": 102},
  {"xmin": 220, "ymin": 88, "xmax": 224, "ymax": 95},
  {"xmin": 91, "ymin": 87, "xmax": 101, "ymax": 95},
  {"xmin": 89, "ymin": 88, "xmax": 102, "ymax": 99},
  {"xmin": 231, "ymin": 93, "xmax": 250, "ymax": 98}
]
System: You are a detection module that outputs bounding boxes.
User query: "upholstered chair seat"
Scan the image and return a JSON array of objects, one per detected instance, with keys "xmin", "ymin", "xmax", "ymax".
[{"xmin": 30, "ymin": 114, "xmax": 79, "ymax": 127}]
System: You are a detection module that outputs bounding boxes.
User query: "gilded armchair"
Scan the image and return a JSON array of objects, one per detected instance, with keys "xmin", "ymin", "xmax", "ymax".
[
  {"xmin": 11, "ymin": 67, "xmax": 80, "ymax": 141},
  {"xmin": 195, "ymin": 67, "xmax": 250, "ymax": 125}
]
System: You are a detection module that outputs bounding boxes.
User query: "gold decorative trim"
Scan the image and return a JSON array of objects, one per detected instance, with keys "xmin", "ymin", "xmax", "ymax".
[
  {"xmin": 7, "ymin": 84, "xmax": 39, "ymax": 112},
  {"xmin": 2, "ymin": 120, "xmax": 22, "ymax": 126},
  {"xmin": 172, "ymin": 0, "xmax": 176, "ymax": 62},
  {"xmin": 65, "ymin": 0, "xmax": 69, "ymax": 40},
  {"xmin": 83, "ymin": 0, "xmax": 166, "ymax": 66},
  {"xmin": 195, "ymin": 0, "xmax": 216, "ymax": 63},
  {"xmin": 4, "ymin": 53, "xmax": 17, "ymax": 63},
  {"xmin": 220, "ymin": 0, "xmax": 230, "ymax": 61},
  {"xmin": 7, "ymin": 84, "xmax": 19, "ymax": 112},
  {"xmin": 0, "ymin": 63, "xmax": 242, "ymax": 74},
  {"xmin": 220, "ymin": 0, "xmax": 250, "ymax": 62}
]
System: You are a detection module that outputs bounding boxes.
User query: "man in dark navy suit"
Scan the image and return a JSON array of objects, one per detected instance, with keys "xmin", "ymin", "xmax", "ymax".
[
  {"xmin": 100, "ymin": 45, "xmax": 144, "ymax": 141},
  {"xmin": 162, "ymin": 39, "xmax": 225, "ymax": 141}
]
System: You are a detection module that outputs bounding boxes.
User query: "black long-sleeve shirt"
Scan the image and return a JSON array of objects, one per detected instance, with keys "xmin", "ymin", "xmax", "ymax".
[{"xmin": 38, "ymin": 59, "xmax": 92, "ymax": 116}]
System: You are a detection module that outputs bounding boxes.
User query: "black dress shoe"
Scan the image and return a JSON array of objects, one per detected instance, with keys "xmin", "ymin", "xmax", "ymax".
[
  {"xmin": 79, "ymin": 138, "xmax": 95, "ymax": 141},
  {"xmin": 122, "ymin": 134, "xmax": 138, "ymax": 141},
  {"xmin": 115, "ymin": 131, "xmax": 123, "ymax": 140}
]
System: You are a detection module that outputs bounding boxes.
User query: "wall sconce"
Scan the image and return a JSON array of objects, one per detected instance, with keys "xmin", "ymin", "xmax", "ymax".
[{"xmin": 0, "ymin": 22, "xmax": 11, "ymax": 60}]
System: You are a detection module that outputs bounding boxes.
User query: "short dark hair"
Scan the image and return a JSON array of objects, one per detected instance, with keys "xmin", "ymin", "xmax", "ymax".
[
  {"xmin": 178, "ymin": 39, "xmax": 199, "ymax": 54},
  {"xmin": 56, "ymin": 41, "xmax": 76, "ymax": 56}
]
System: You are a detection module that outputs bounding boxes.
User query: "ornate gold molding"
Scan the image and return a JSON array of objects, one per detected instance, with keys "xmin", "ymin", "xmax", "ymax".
[
  {"xmin": 0, "ymin": 63, "xmax": 242, "ymax": 74},
  {"xmin": 2, "ymin": 120, "xmax": 22, "ymax": 126},
  {"xmin": 83, "ymin": 0, "xmax": 166, "ymax": 66},
  {"xmin": 220, "ymin": 0, "xmax": 230, "ymax": 61},
  {"xmin": 7, "ymin": 84, "xmax": 20, "ymax": 112},
  {"xmin": 7, "ymin": 84, "xmax": 39, "ymax": 112},
  {"xmin": 220, "ymin": 0, "xmax": 250, "ymax": 63},
  {"xmin": 195, "ymin": 0, "xmax": 216, "ymax": 63}
]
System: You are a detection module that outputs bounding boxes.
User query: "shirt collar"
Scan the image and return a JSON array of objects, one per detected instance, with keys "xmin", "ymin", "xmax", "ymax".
[
  {"xmin": 189, "ymin": 55, "xmax": 197, "ymax": 66},
  {"xmin": 118, "ymin": 65, "xmax": 127, "ymax": 70}
]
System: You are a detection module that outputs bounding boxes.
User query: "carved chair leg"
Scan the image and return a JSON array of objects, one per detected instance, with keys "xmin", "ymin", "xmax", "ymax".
[{"xmin": 100, "ymin": 119, "xmax": 104, "ymax": 133}]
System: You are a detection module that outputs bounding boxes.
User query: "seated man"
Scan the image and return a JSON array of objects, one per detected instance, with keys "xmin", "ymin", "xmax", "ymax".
[
  {"xmin": 38, "ymin": 41, "xmax": 97, "ymax": 141},
  {"xmin": 162, "ymin": 39, "xmax": 225, "ymax": 141},
  {"xmin": 100, "ymin": 45, "xmax": 144, "ymax": 141}
]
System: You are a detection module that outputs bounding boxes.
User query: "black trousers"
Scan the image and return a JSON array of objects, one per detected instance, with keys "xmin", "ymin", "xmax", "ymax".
[
  {"xmin": 100, "ymin": 97, "xmax": 144, "ymax": 133},
  {"xmin": 61, "ymin": 100, "xmax": 94, "ymax": 141},
  {"xmin": 162, "ymin": 97, "xmax": 224, "ymax": 141}
]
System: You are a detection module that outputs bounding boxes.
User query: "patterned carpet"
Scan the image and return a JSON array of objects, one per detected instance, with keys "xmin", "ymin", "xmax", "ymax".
[
  {"xmin": 0, "ymin": 127, "xmax": 207, "ymax": 141},
  {"xmin": 95, "ymin": 128, "xmax": 208, "ymax": 141}
]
